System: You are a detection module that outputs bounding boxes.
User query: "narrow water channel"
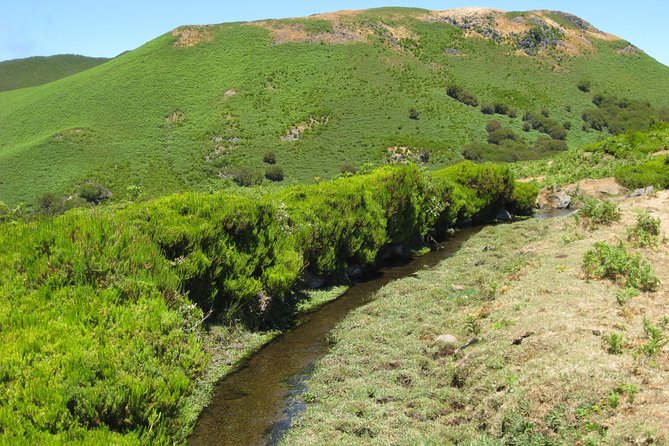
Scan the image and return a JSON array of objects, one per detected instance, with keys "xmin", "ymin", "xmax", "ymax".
[{"xmin": 188, "ymin": 227, "xmax": 480, "ymax": 446}]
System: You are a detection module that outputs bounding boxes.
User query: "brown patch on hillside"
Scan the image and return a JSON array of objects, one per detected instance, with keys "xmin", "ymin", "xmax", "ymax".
[
  {"xmin": 165, "ymin": 111, "xmax": 184, "ymax": 124},
  {"xmin": 253, "ymin": 20, "xmax": 367, "ymax": 45},
  {"xmin": 281, "ymin": 116, "xmax": 329, "ymax": 142},
  {"xmin": 423, "ymin": 8, "xmax": 621, "ymax": 56},
  {"xmin": 171, "ymin": 26, "xmax": 213, "ymax": 48}
]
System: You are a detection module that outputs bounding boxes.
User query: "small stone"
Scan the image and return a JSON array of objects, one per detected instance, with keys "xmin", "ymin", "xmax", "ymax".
[
  {"xmin": 451, "ymin": 284, "xmax": 466, "ymax": 291},
  {"xmin": 592, "ymin": 329, "xmax": 602, "ymax": 336},
  {"xmin": 435, "ymin": 334, "xmax": 458, "ymax": 346}
]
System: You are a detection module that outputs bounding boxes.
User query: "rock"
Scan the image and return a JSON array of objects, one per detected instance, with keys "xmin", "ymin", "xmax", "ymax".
[
  {"xmin": 495, "ymin": 209, "xmax": 512, "ymax": 221},
  {"xmin": 630, "ymin": 186, "xmax": 654, "ymax": 197},
  {"xmin": 537, "ymin": 188, "xmax": 571, "ymax": 209},
  {"xmin": 451, "ymin": 284, "xmax": 466, "ymax": 291},
  {"xmin": 435, "ymin": 334, "xmax": 459, "ymax": 346},
  {"xmin": 592, "ymin": 329, "xmax": 602, "ymax": 336},
  {"xmin": 512, "ymin": 331, "xmax": 534, "ymax": 345},
  {"xmin": 572, "ymin": 177, "xmax": 625, "ymax": 199}
]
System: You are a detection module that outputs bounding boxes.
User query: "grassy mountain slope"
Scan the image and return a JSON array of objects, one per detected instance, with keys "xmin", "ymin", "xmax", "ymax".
[
  {"xmin": 0, "ymin": 54, "xmax": 110, "ymax": 92},
  {"xmin": 1, "ymin": 7, "xmax": 668, "ymax": 206}
]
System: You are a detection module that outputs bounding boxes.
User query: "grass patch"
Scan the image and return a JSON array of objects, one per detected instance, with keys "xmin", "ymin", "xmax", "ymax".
[
  {"xmin": 577, "ymin": 198, "xmax": 621, "ymax": 229},
  {"xmin": 582, "ymin": 241, "xmax": 659, "ymax": 291}
]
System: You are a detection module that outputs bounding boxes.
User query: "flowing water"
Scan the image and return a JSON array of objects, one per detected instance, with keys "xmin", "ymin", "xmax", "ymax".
[{"xmin": 188, "ymin": 227, "xmax": 480, "ymax": 446}]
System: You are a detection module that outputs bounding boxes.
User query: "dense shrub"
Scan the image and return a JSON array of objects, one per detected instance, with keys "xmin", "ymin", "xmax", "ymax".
[
  {"xmin": 230, "ymin": 167, "xmax": 264, "ymax": 186},
  {"xmin": 432, "ymin": 161, "xmax": 515, "ymax": 226},
  {"xmin": 77, "ymin": 181, "xmax": 112, "ymax": 204},
  {"xmin": 510, "ymin": 181, "xmax": 539, "ymax": 215},
  {"xmin": 523, "ymin": 111, "xmax": 568, "ymax": 140},
  {"xmin": 582, "ymin": 241, "xmax": 660, "ymax": 291},
  {"xmin": 581, "ymin": 94, "xmax": 668, "ymax": 135},
  {"xmin": 340, "ymin": 162, "xmax": 358, "ymax": 175},
  {"xmin": 480, "ymin": 103, "xmax": 494, "ymax": 114},
  {"xmin": 0, "ymin": 162, "xmax": 527, "ymax": 444},
  {"xmin": 263, "ymin": 151, "xmax": 277, "ymax": 164},
  {"xmin": 409, "ymin": 107, "xmax": 421, "ymax": 120},
  {"xmin": 577, "ymin": 80, "xmax": 591, "ymax": 92},
  {"xmin": 615, "ymin": 155, "xmax": 669, "ymax": 189},
  {"xmin": 265, "ymin": 165, "xmax": 284, "ymax": 181},
  {"xmin": 446, "ymin": 84, "xmax": 479, "ymax": 107}
]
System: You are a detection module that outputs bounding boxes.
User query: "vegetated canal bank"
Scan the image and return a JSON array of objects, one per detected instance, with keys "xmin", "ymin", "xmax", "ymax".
[{"xmin": 189, "ymin": 227, "xmax": 481, "ymax": 446}]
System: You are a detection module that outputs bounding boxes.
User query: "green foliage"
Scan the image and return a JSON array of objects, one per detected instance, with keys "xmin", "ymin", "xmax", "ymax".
[
  {"xmin": 604, "ymin": 332, "xmax": 624, "ymax": 354},
  {"xmin": 264, "ymin": 165, "xmax": 284, "ymax": 182},
  {"xmin": 0, "ymin": 162, "xmax": 527, "ymax": 443},
  {"xmin": 582, "ymin": 241, "xmax": 660, "ymax": 291},
  {"xmin": 0, "ymin": 54, "xmax": 109, "ymax": 92},
  {"xmin": 1, "ymin": 10, "xmax": 669, "ymax": 206},
  {"xmin": 510, "ymin": 181, "xmax": 539, "ymax": 215},
  {"xmin": 230, "ymin": 167, "xmax": 264, "ymax": 187},
  {"xmin": 523, "ymin": 110, "xmax": 568, "ymax": 140},
  {"xmin": 577, "ymin": 198, "xmax": 621, "ymax": 228},
  {"xmin": 582, "ymin": 94, "xmax": 668, "ymax": 135},
  {"xmin": 577, "ymin": 80, "xmax": 591, "ymax": 93},
  {"xmin": 263, "ymin": 151, "xmax": 277, "ymax": 164},
  {"xmin": 77, "ymin": 180, "xmax": 112, "ymax": 204},
  {"xmin": 615, "ymin": 287, "xmax": 639, "ymax": 306},
  {"xmin": 447, "ymin": 84, "xmax": 479, "ymax": 107},
  {"xmin": 433, "ymin": 161, "xmax": 515, "ymax": 226},
  {"xmin": 615, "ymin": 155, "xmax": 669, "ymax": 189},
  {"xmin": 340, "ymin": 162, "xmax": 358, "ymax": 175},
  {"xmin": 640, "ymin": 318, "xmax": 668, "ymax": 356},
  {"xmin": 627, "ymin": 210, "xmax": 662, "ymax": 247}
]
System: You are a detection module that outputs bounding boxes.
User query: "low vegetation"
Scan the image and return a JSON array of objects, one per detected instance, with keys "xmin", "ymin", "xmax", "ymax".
[
  {"xmin": 0, "ymin": 162, "xmax": 530, "ymax": 444},
  {"xmin": 281, "ymin": 194, "xmax": 669, "ymax": 445},
  {"xmin": 582, "ymin": 241, "xmax": 659, "ymax": 291},
  {"xmin": 577, "ymin": 198, "xmax": 621, "ymax": 229}
]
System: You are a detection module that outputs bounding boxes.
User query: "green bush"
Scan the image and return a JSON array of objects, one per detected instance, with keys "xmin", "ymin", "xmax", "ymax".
[
  {"xmin": 263, "ymin": 151, "xmax": 277, "ymax": 164},
  {"xmin": 77, "ymin": 181, "xmax": 112, "ymax": 204},
  {"xmin": 615, "ymin": 155, "xmax": 669, "ymax": 189},
  {"xmin": 433, "ymin": 161, "xmax": 515, "ymax": 227},
  {"xmin": 510, "ymin": 181, "xmax": 539, "ymax": 215},
  {"xmin": 230, "ymin": 167, "xmax": 264, "ymax": 186},
  {"xmin": 0, "ymin": 162, "xmax": 526, "ymax": 443},
  {"xmin": 627, "ymin": 210, "xmax": 662, "ymax": 247},
  {"xmin": 582, "ymin": 241, "xmax": 660, "ymax": 291},
  {"xmin": 577, "ymin": 80, "xmax": 591, "ymax": 92},
  {"xmin": 577, "ymin": 198, "xmax": 621, "ymax": 229},
  {"xmin": 264, "ymin": 165, "xmax": 284, "ymax": 182},
  {"xmin": 446, "ymin": 84, "xmax": 478, "ymax": 107}
]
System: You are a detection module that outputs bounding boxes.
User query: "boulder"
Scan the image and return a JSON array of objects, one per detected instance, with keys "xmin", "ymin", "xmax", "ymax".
[
  {"xmin": 435, "ymin": 334, "xmax": 458, "ymax": 346},
  {"xmin": 537, "ymin": 188, "xmax": 571, "ymax": 209},
  {"xmin": 495, "ymin": 209, "xmax": 512, "ymax": 221}
]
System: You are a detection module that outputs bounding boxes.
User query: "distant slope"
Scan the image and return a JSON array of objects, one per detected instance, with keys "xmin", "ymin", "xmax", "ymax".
[
  {"xmin": 0, "ymin": 54, "xmax": 110, "ymax": 92},
  {"xmin": 0, "ymin": 7, "xmax": 668, "ymax": 206}
]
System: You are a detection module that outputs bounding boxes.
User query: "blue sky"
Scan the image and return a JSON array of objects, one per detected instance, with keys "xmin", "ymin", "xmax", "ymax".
[{"xmin": 1, "ymin": 1, "xmax": 667, "ymax": 66}]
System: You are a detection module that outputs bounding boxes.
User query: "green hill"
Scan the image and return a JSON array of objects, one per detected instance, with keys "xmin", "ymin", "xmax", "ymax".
[
  {"xmin": 0, "ymin": 54, "xmax": 110, "ymax": 92},
  {"xmin": 1, "ymin": 7, "xmax": 668, "ymax": 207}
]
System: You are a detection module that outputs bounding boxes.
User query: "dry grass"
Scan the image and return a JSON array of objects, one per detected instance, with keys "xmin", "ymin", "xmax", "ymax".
[{"xmin": 171, "ymin": 26, "xmax": 214, "ymax": 47}]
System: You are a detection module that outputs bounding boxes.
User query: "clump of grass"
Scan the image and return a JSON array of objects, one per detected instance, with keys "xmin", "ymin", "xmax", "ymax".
[
  {"xmin": 615, "ymin": 287, "xmax": 640, "ymax": 306},
  {"xmin": 577, "ymin": 198, "xmax": 621, "ymax": 229},
  {"xmin": 604, "ymin": 332, "xmax": 624, "ymax": 354},
  {"xmin": 627, "ymin": 210, "xmax": 662, "ymax": 248},
  {"xmin": 640, "ymin": 318, "xmax": 667, "ymax": 357},
  {"xmin": 582, "ymin": 241, "xmax": 659, "ymax": 291}
]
